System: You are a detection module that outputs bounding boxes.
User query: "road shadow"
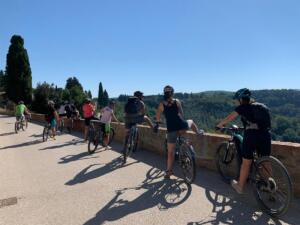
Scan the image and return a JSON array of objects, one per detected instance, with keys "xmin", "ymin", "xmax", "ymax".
[
  {"xmin": 83, "ymin": 167, "xmax": 192, "ymax": 225},
  {"xmin": 39, "ymin": 139, "xmax": 84, "ymax": 151},
  {"xmin": 65, "ymin": 156, "xmax": 139, "ymax": 186},
  {"xmin": 0, "ymin": 132, "xmax": 15, "ymax": 137},
  {"xmin": 0, "ymin": 139, "xmax": 43, "ymax": 150},
  {"xmin": 29, "ymin": 133, "xmax": 43, "ymax": 138},
  {"xmin": 59, "ymin": 151, "xmax": 100, "ymax": 164}
]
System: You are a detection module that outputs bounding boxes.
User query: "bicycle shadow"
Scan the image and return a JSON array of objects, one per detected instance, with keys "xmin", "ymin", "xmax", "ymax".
[
  {"xmin": 39, "ymin": 139, "xmax": 84, "ymax": 151},
  {"xmin": 59, "ymin": 151, "xmax": 100, "ymax": 164},
  {"xmin": 0, "ymin": 131, "xmax": 15, "ymax": 136},
  {"xmin": 0, "ymin": 139, "xmax": 43, "ymax": 150},
  {"xmin": 187, "ymin": 169, "xmax": 298, "ymax": 225},
  {"xmin": 83, "ymin": 167, "xmax": 192, "ymax": 225},
  {"xmin": 65, "ymin": 156, "xmax": 139, "ymax": 186}
]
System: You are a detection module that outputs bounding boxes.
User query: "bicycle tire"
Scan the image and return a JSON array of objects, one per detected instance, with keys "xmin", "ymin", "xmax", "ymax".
[
  {"xmin": 15, "ymin": 122, "xmax": 18, "ymax": 133},
  {"xmin": 215, "ymin": 142, "xmax": 240, "ymax": 184},
  {"xmin": 179, "ymin": 143, "xmax": 196, "ymax": 184},
  {"xmin": 123, "ymin": 131, "xmax": 134, "ymax": 163},
  {"xmin": 88, "ymin": 128, "xmax": 98, "ymax": 154},
  {"xmin": 59, "ymin": 120, "xmax": 64, "ymax": 133},
  {"xmin": 253, "ymin": 156, "xmax": 293, "ymax": 217},
  {"xmin": 43, "ymin": 127, "xmax": 49, "ymax": 142},
  {"xmin": 108, "ymin": 128, "xmax": 115, "ymax": 145}
]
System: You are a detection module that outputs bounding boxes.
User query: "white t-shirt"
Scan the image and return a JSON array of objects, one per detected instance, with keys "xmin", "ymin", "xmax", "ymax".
[
  {"xmin": 100, "ymin": 106, "xmax": 113, "ymax": 124},
  {"xmin": 58, "ymin": 105, "xmax": 66, "ymax": 115}
]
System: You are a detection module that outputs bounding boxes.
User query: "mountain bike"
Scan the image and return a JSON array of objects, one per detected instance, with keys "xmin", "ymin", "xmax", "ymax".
[
  {"xmin": 216, "ymin": 125, "xmax": 293, "ymax": 216},
  {"xmin": 164, "ymin": 132, "xmax": 197, "ymax": 184},
  {"xmin": 15, "ymin": 116, "xmax": 26, "ymax": 133},
  {"xmin": 43, "ymin": 123, "xmax": 53, "ymax": 142},
  {"xmin": 88, "ymin": 121, "xmax": 115, "ymax": 154},
  {"xmin": 123, "ymin": 124, "xmax": 139, "ymax": 163}
]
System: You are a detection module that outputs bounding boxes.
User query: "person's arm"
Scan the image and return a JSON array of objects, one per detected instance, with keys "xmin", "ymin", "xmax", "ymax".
[
  {"xmin": 140, "ymin": 101, "xmax": 146, "ymax": 115},
  {"xmin": 54, "ymin": 110, "xmax": 59, "ymax": 121},
  {"xmin": 155, "ymin": 102, "xmax": 164, "ymax": 122},
  {"xmin": 111, "ymin": 112, "xmax": 119, "ymax": 123},
  {"xmin": 217, "ymin": 111, "xmax": 239, "ymax": 128}
]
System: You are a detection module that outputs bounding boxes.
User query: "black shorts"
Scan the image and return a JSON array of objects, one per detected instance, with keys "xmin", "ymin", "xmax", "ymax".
[
  {"xmin": 242, "ymin": 130, "xmax": 271, "ymax": 160},
  {"xmin": 85, "ymin": 116, "xmax": 98, "ymax": 126},
  {"xmin": 125, "ymin": 115, "xmax": 145, "ymax": 129}
]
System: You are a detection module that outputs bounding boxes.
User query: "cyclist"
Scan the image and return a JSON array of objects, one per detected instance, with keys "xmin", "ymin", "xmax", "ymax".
[
  {"xmin": 154, "ymin": 85, "xmax": 204, "ymax": 179},
  {"xmin": 216, "ymin": 88, "xmax": 271, "ymax": 194},
  {"xmin": 82, "ymin": 98, "xmax": 97, "ymax": 141},
  {"xmin": 65, "ymin": 100, "xmax": 79, "ymax": 131},
  {"xmin": 123, "ymin": 91, "xmax": 154, "ymax": 153},
  {"xmin": 46, "ymin": 100, "xmax": 59, "ymax": 140},
  {"xmin": 100, "ymin": 101, "xmax": 119, "ymax": 147},
  {"xmin": 58, "ymin": 101, "xmax": 67, "ymax": 129},
  {"xmin": 15, "ymin": 100, "xmax": 30, "ymax": 125}
]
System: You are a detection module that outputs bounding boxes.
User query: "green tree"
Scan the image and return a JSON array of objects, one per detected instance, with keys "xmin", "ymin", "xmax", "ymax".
[
  {"xmin": 98, "ymin": 82, "xmax": 105, "ymax": 108},
  {"xmin": 65, "ymin": 77, "xmax": 83, "ymax": 91},
  {"xmin": 103, "ymin": 89, "xmax": 109, "ymax": 107},
  {"xmin": 87, "ymin": 90, "xmax": 92, "ymax": 99},
  {"xmin": 0, "ymin": 70, "xmax": 7, "ymax": 92},
  {"xmin": 5, "ymin": 35, "xmax": 33, "ymax": 104}
]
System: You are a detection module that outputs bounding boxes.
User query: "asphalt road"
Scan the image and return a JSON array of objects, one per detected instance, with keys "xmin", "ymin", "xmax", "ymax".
[{"xmin": 0, "ymin": 115, "xmax": 299, "ymax": 225}]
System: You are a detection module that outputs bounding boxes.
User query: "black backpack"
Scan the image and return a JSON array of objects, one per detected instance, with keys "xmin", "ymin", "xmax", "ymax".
[
  {"xmin": 125, "ymin": 97, "xmax": 140, "ymax": 114},
  {"xmin": 251, "ymin": 102, "xmax": 271, "ymax": 130}
]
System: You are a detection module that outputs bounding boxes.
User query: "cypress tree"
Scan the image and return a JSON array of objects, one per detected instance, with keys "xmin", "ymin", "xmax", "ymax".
[
  {"xmin": 103, "ymin": 90, "xmax": 109, "ymax": 107},
  {"xmin": 98, "ymin": 82, "xmax": 104, "ymax": 108},
  {"xmin": 6, "ymin": 35, "xmax": 32, "ymax": 104}
]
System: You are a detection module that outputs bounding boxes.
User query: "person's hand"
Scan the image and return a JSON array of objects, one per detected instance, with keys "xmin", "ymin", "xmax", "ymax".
[
  {"xmin": 153, "ymin": 123, "xmax": 159, "ymax": 133},
  {"xmin": 215, "ymin": 125, "xmax": 223, "ymax": 131}
]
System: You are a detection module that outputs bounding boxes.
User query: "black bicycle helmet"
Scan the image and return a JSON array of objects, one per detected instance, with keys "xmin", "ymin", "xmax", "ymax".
[
  {"xmin": 233, "ymin": 88, "xmax": 251, "ymax": 100},
  {"xmin": 134, "ymin": 91, "xmax": 144, "ymax": 98}
]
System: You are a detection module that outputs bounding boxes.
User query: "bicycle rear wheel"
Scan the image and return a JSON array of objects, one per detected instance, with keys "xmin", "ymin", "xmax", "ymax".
[
  {"xmin": 253, "ymin": 156, "xmax": 293, "ymax": 217},
  {"xmin": 123, "ymin": 132, "xmax": 134, "ymax": 163},
  {"xmin": 88, "ymin": 128, "xmax": 98, "ymax": 154},
  {"xmin": 216, "ymin": 142, "xmax": 240, "ymax": 183},
  {"xmin": 179, "ymin": 143, "xmax": 196, "ymax": 184},
  {"xmin": 43, "ymin": 127, "xmax": 49, "ymax": 142}
]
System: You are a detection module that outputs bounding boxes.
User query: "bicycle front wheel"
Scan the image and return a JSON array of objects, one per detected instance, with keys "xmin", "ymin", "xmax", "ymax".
[
  {"xmin": 179, "ymin": 143, "xmax": 196, "ymax": 184},
  {"xmin": 88, "ymin": 131, "xmax": 98, "ymax": 154},
  {"xmin": 253, "ymin": 156, "xmax": 293, "ymax": 217},
  {"xmin": 15, "ymin": 122, "xmax": 19, "ymax": 133},
  {"xmin": 216, "ymin": 142, "xmax": 240, "ymax": 184}
]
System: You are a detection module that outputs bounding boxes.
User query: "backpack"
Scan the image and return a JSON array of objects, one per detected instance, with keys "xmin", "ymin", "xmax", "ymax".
[
  {"xmin": 251, "ymin": 102, "xmax": 271, "ymax": 130},
  {"xmin": 125, "ymin": 97, "xmax": 139, "ymax": 114}
]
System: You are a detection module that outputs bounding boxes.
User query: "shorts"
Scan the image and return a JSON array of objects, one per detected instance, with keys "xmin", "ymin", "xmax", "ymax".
[
  {"xmin": 59, "ymin": 113, "xmax": 67, "ymax": 117},
  {"xmin": 100, "ymin": 123, "xmax": 111, "ymax": 135},
  {"xmin": 125, "ymin": 115, "xmax": 145, "ymax": 129},
  {"xmin": 50, "ymin": 119, "xmax": 57, "ymax": 128},
  {"xmin": 242, "ymin": 129, "xmax": 271, "ymax": 160},
  {"xmin": 16, "ymin": 115, "xmax": 25, "ymax": 122},
  {"xmin": 166, "ymin": 120, "xmax": 193, "ymax": 144},
  {"xmin": 85, "ymin": 116, "xmax": 98, "ymax": 126}
]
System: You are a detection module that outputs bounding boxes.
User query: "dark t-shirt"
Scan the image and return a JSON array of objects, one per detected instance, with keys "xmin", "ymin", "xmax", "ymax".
[
  {"xmin": 235, "ymin": 104, "xmax": 255, "ymax": 128},
  {"xmin": 46, "ymin": 106, "xmax": 56, "ymax": 121}
]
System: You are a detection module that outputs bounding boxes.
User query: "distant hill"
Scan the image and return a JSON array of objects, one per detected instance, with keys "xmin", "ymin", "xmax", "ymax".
[{"xmin": 115, "ymin": 89, "xmax": 300, "ymax": 143}]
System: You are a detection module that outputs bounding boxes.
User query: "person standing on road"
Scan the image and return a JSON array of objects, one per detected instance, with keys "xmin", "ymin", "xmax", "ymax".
[
  {"xmin": 46, "ymin": 100, "xmax": 59, "ymax": 140},
  {"xmin": 82, "ymin": 98, "xmax": 96, "ymax": 141}
]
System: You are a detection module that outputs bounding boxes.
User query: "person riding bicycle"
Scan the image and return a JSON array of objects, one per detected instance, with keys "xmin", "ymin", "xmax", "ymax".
[
  {"xmin": 99, "ymin": 101, "xmax": 119, "ymax": 147},
  {"xmin": 83, "ymin": 98, "xmax": 97, "ymax": 141},
  {"xmin": 154, "ymin": 85, "xmax": 204, "ymax": 179},
  {"xmin": 15, "ymin": 100, "xmax": 30, "ymax": 125},
  {"xmin": 45, "ymin": 100, "xmax": 59, "ymax": 140},
  {"xmin": 65, "ymin": 100, "xmax": 79, "ymax": 119},
  {"xmin": 123, "ymin": 91, "xmax": 154, "ymax": 153},
  {"xmin": 216, "ymin": 88, "xmax": 272, "ymax": 194}
]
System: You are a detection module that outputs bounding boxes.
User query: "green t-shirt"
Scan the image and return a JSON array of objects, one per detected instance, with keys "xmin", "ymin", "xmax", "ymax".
[{"xmin": 15, "ymin": 104, "xmax": 26, "ymax": 116}]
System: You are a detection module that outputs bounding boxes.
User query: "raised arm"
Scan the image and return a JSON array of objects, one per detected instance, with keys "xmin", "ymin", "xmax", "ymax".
[
  {"xmin": 217, "ymin": 111, "xmax": 239, "ymax": 128},
  {"xmin": 155, "ymin": 102, "xmax": 164, "ymax": 122}
]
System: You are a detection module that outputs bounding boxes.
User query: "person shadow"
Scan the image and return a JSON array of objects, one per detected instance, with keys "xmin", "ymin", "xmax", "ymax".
[
  {"xmin": 65, "ymin": 156, "xmax": 139, "ymax": 186},
  {"xmin": 0, "ymin": 131, "xmax": 15, "ymax": 136},
  {"xmin": 83, "ymin": 167, "xmax": 192, "ymax": 225},
  {"xmin": 58, "ymin": 151, "xmax": 99, "ymax": 164}
]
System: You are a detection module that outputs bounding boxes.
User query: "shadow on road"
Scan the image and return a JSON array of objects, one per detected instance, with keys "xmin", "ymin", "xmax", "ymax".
[
  {"xmin": 0, "ymin": 131, "xmax": 16, "ymax": 137},
  {"xmin": 0, "ymin": 139, "xmax": 43, "ymax": 150},
  {"xmin": 39, "ymin": 139, "xmax": 84, "ymax": 151},
  {"xmin": 65, "ymin": 156, "xmax": 139, "ymax": 186},
  {"xmin": 83, "ymin": 167, "xmax": 192, "ymax": 225},
  {"xmin": 59, "ymin": 151, "xmax": 100, "ymax": 164}
]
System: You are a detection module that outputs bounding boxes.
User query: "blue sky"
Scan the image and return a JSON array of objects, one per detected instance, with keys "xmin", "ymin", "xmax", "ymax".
[{"xmin": 0, "ymin": 0, "xmax": 300, "ymax": 97}]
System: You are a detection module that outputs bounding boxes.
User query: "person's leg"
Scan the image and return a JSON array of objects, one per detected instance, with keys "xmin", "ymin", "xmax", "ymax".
[
  {"xmin": 102, "ymin": 124, "xmax": 110, "ymax": 147},
  {"xmin": 187, "ymin": 119, "xmax": 204, "ymax": 135},
  {"xmin": 51, "ymin": 119, "xmax": 57, "ymax": 139},
  {"xmin": 165, "ymin": 132, "xmax": 177, "ymax": 178},
  {"xmin": 238, "ymin": 158, "xmax": 252, "ymax": 189},
  {"xmin": 84, "ymin": 118, "xmax": 90, "ymax": 141}
]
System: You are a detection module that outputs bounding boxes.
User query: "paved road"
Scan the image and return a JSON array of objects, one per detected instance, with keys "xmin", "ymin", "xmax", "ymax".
[{"xmin": 0, "ymin": 115, "xmax": 299, "ymax": 225}]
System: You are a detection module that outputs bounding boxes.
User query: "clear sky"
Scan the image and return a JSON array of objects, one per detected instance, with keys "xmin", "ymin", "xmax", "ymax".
[{"xmin": 0, "ymin": 0, "xmax": 300, "ymax": 97}]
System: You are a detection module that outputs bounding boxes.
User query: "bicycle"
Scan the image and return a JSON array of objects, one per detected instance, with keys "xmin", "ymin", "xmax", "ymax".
[
  {"xmin": 43, "ymin": 123, "xmax": 53, "ymax": 142},
  {"xmin": 15, "ymin": 116, "xmax": 26, "ymax": 133},
  {"xmin": 216, "ymin": 125, "xmax": 293, "ymax": 216},
  {"xmin": 123, "ymin": 124, "xmax": 139, "ymax": 164},
  {"xmin": 88, "ymin": 120, "xmax": 115, "ymax": 154},
  {"xmin": 164, "ymin": 132, "xmax": 197, "ymax": 184}
]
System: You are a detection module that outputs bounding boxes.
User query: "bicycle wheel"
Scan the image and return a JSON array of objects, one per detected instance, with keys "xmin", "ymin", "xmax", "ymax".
[
  {"xmin": 15, "ymin": 122, "xmax": 19, "ymax": 133},
  {"xmin": 67, "ymin": 119, "xmax": 73, "ymax": 133},
  {"xmin": 43, "ymin": 126, "xmax": 49, "ymax": 142},
  {"xmin": 21, "ymin": 120, "xmax": 26, "ymax": 131},
  {"xmin": 216, "ymin": 142, "xmax": 240, "ymax": 183},
  {"xmin": 108, "ymin": 128, "xmax": 115, "ymax": 145},
  {"xmin": 88, "ymin": 130, "xmax": 98, "ymax": 154},
  {"xmin": 179, "ymin": 143, "xmax": 196, "ymax": 184},
  {"xmin": 253, "ymin": 156, "xmax": 293, "ymax": 217},
  {"xmin": 123, "ymin": 132, "xmax": 133, "ymax": 163},
  {"xmin": 59, "ymin": 120, "xmax": 64, "ymax": 133}
]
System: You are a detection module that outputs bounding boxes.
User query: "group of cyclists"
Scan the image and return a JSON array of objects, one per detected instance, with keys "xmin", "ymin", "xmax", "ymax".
[{"xmin": 15, "ymin": 86, "xmax": 272, "ymax": 196}]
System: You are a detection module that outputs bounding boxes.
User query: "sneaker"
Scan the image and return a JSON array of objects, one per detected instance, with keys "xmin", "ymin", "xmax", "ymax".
[
  {"xmin": 231, "ymin": 180, "xmax": 243, "ymax": 194},
  {"xmin": 105, "ymin": 146, "xmax": 112, "ymax": 150},
  {"xmin": 164, "ymin": 170, "xmax": 173, "ymax": 179}
]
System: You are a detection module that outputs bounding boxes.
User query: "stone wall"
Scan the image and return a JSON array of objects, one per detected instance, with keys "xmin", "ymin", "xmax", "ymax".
[{"xmin": 1, "ymin": 109, "xmax": 300, "ymax": 197}]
